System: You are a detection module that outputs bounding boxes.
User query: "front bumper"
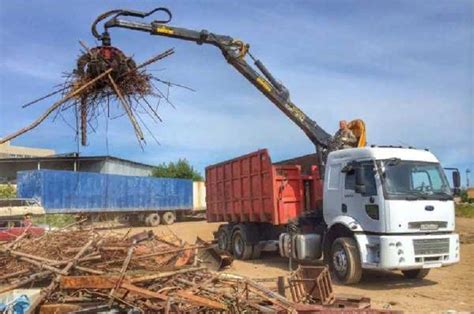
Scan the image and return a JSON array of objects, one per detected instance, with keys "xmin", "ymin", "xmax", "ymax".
[{"xmin": 355, "ymin": 233, "xmax": 459, "ymax": 270}]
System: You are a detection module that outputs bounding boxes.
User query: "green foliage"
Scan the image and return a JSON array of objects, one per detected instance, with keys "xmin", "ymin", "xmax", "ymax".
[
  {"xmin": 152, "ymin": 159, "xmax": 203, "ymax": 181},
  {"xmin": 33, "ymin": 214, "xmax": 76, "ymax": 228},
  {"xmin": 455, "ymin": 203, "xmax": 474, "ymax": 218},
  {"xmin": 459, "ymin": 189, "xmax": 472, "ymax": 203},
  {"xmin": 0, "ymin": 184, "xmax": 16, "ymax": 199}
]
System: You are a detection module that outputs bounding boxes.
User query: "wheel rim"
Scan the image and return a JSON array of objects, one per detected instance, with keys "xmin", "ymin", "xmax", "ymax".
[
  {"xmin": 218, "ymin": 231, "xmax": 228, "ymax": 250},
  {"xmin": 149, "ymin": 214, "xmax": 159, "ymax": 225},
  {"xmin": 333, "ymin": 247, "xmax": 348, "ymax": 275},
  {"xmin": 164, "ymin": 212, "xmax": 174, "ymax": 224},
  {"xmin": 233, "ymin": 233, "xmax": 244, "ymax": 256}
]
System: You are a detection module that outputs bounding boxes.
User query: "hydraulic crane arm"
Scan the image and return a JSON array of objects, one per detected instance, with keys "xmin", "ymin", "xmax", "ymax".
[{"xmin": 92, "ymin": 8, "xmax": 332, "ymax": 165}]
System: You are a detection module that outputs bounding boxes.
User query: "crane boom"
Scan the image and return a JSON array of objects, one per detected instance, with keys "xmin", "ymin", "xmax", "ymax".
[{"xmin": 93, "ymin": 8, "xmax": 333, "ymax": 167}]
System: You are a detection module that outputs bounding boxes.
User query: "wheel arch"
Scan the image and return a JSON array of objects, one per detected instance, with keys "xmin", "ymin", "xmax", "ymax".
[{"xmin": 323, "ymin": 222, "xmax": 356, "ymax": 262}]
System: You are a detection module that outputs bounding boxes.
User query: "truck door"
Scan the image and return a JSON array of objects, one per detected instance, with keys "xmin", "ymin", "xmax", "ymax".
[
  {"xmin": 323, "ymin": 163, "xmax": 343, "ymax": 223},
  {"xmin": 342, "ymin": 161, "xmax": 382, "ymax": 232}
]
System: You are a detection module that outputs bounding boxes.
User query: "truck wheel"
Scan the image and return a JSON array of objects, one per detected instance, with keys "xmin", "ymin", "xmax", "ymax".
[
  {"xmin": 161, "ymin": 211, "xmax": 176, "ymax": 225},
  {"xmin": 136, "ymin": 214, "xmax": 146, "ymax": 226},
  {"xmin": 146, "ymin": 213, "xmax": 160, "ymax": 227},
  {"xmin": 128, "ymin": 214, "xmax": 141, "ymax": 227},
  {"xmin": 251, "ymin": 243, "xmax": 262, "ymax": 259},
  {"xmin": 402, "ymin": 269, "xmax": 430, "ymax": 279},
  {"xmin": 217, "ymin": 225, "xmax": 231, "ymax": 252},
  {"xmin": 231, "ymin": 228, "xmax": 253, "ymax": 260},
  {"xmin": 330, "ymin": 237, "xmax": 362, "ymax": 284}
]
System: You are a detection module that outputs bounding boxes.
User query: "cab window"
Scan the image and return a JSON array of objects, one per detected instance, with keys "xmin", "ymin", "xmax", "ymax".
[
  {"xmin": 412, "ymin": 171, "xmax": 430, "ymax": 190},
  {"xmin": 328, "ymin": 164, "xmax": 341, "ymax": 190},
  {"xmin": 345, "ymin": 170, "xmax": 355, "ymax": 190},
  {"xmin": 362, "ymin": 162, "xmax": 377, "ymax": 196},
  {"xmin": 344, "ymin": 161, "xmax": 377, "ymax": 196}
]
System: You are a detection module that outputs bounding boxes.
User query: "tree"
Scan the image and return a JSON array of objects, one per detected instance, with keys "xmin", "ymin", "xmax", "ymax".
[
  {"xmin": 460, "ymin": 188, "xmax": 473, "ymax": 203},
  {"xmin": 152, "ymin": 159, "xmax": 203, "ymax": 181},
  {"xmin": 0, "ymin": 184, "xmax": 16, "ymax": 199}
]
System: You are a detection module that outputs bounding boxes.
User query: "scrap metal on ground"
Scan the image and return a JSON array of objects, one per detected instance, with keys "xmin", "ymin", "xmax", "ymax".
[{"xmin": 0, "ymin": 225, "xmax": 400, "ymax": 313}]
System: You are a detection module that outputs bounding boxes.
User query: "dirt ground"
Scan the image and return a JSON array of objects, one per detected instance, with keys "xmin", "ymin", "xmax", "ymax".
[{"xmin": 122, "ymin": 217, "xmax": 474, "ymax": 313}]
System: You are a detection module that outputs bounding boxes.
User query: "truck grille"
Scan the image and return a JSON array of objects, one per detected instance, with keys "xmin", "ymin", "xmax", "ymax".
[{"xmin": 413, "ymin": 238, "xmax": 449, "ymax": 256}]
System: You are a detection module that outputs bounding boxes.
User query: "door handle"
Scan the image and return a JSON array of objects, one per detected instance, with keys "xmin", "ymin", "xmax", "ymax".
[{"xmin": 341, "ymin": 203, "xmax": 347, "ymax": 213}]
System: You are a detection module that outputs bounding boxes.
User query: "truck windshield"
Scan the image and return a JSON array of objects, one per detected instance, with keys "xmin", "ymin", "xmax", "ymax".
[{"xmin": 378, "ymin": 160, "xmax": 452, "ymax": 200}]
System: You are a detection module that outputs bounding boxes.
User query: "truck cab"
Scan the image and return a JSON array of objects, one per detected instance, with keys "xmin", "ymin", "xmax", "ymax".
[{"xmin": 323, "ymin": 146, "xmax": 460, "ymax": 283}]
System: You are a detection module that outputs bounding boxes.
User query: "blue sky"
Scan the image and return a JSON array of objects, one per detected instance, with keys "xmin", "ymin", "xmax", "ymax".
[{"xmin": 0, "ymin": 1, "xmax": 472, "ymax": 183}]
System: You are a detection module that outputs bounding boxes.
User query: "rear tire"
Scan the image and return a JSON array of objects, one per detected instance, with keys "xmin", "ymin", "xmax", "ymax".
[
  {"xmin": 217, "ymin": 225, "xmax": 231, "ymax": 252},
  {"xmin": 136, "ymin": 214, "xmax": 146, "ymax": 226},
  {"xmin": 161, "ymin": 211, "xmax": 176, "ymax": 225},
  {"xmin": 146, "ymin": 213, "xmax": 160, "ymax": 227},
  {"xmin": 402, "ymin": 269, "xmax": 430, "ymax": 279},
  {"xmin": 251, "ymin": 243, "xmax": 262, "ymax": 259},
  {"xmin": 330, "ymin": 237, "xmax": 362, "ymax": 284},
  {"xmin": 128, "ymin": 214, "xmax": 141, "ymax": 227},
  {"xmin": 231, "ymin": 228, "xmax": 253, "ymax": 260}
]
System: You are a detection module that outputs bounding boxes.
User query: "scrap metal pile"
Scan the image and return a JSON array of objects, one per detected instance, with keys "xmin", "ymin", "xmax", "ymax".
[
  {"xmin": 0, "ymin": 226, "xmax": 296, "ymax": 313},
  {"xmin": 0, "ymin": 43, "xmax": 180, "ymax": 147},
  {"xmin": 0, "ymin": 226, "xmax": 400, "ymax": 313}
]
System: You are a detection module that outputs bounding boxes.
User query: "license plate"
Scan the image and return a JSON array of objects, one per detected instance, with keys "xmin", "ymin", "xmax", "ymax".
[
  {"xmin": 420, "ymin": 224, "xmax": 438, "ymax": 230},
  {"xmin": 422, "ymin": 263, "xmax": 442, "ymax": 269}
]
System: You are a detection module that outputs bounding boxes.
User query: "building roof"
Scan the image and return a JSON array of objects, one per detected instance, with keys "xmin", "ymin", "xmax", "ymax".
[
  {"xmin": 0, "ymin": 155, "xmax": 155, "ymax": 169},
  {"xmin": 0, "ymin": 141, "xmax": 55, "ymax": 158}
]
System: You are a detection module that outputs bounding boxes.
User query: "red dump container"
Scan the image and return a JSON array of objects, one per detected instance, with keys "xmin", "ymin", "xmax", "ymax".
[{"xmin": 205, "ymin": 149, "xmax": 323, "ymax": 225}]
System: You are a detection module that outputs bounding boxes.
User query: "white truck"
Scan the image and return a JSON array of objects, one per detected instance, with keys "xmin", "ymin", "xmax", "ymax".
[
  {"xmin": 207, "ymin": 146, "xmax": 460, "ymax": 284},
  {"xmin": 311, "ymin": 146, "xmax": 459, "ymax": 283}
]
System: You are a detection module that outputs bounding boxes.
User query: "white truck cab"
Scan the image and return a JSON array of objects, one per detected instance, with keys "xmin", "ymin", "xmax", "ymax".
[{"xmin": 323, "ymin": 146, "xmax": 460, "ymax": 283}]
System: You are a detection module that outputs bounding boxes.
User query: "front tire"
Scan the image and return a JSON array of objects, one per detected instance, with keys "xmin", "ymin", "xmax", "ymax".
[
  {"xmin": 402, "ymin": 269, "xmax": 430, "ymax": 279},
  {"xmin": 330, "ymin": 237, "xmax": 362, "ymax": 284}
]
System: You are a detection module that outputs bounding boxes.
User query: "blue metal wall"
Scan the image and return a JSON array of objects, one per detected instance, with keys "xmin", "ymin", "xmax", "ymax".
[{"xmin": 17, "ymin": 170, "xmax": 193, "ymax": 213}]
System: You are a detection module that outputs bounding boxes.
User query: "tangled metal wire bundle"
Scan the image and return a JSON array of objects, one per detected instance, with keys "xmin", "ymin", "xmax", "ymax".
[{"xmin": 0, "ymin": 43, "xmax": 185, "ymax": 147}]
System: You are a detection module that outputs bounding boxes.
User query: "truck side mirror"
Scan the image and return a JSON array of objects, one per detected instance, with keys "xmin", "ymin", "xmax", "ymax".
[
  {"xmin": 452, "ymin": 170, "xmax": 461, "ymax": 195},
  {"xmin": 355, "ymin": 165, "xmax": 366, "ymax": 194},
  {"xmin": 341, "ymin": 164, "xmax": 353, "ymax": 173}
]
